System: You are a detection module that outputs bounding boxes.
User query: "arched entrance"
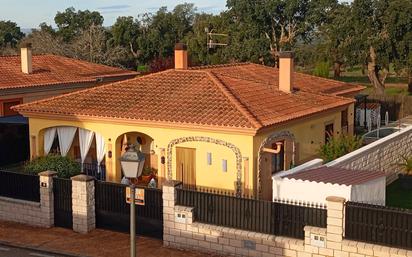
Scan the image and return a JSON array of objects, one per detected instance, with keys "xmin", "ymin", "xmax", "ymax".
[
  {"xmin": 258, "ymin": 131, "xmax": 296, "ymax": 200},
  {"xmin": 115, "ymin": 131, "xmax": 157, "ymax": 184},
  {"xmin": 167, "ymin": 136, "xmax": 243, "ymax": 195}
]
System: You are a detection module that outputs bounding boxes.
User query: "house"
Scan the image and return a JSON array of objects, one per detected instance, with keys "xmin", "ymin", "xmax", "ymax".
[
  {"xmin": 0, "ymin": 43, "xmax": 138, "ymax": 117},
  {"xmin": 14, "ymin": 43, "xmax": 365, "ymax": 200}
]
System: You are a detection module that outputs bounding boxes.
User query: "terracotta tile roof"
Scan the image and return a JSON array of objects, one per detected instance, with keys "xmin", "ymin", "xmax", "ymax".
[
  {"xmin": 0, "ymin": 54, "xmax": 138, "ymax": 90},
  {"xmin": 192, "ymin": 63, "xmax": 365, "ymax": 96},
  {"xmin": 14, "ymin": 63, "xmax": 358, "ymax": 131},
  {"xmin": 283, "ymin": 166, "xmax": 386, "ymax": 186},
  {"xmin": 15, "ymin": 70, "xmax": 255, "ymax": 129}
]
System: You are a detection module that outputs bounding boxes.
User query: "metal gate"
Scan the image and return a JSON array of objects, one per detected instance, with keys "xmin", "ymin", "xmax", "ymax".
[
  {"xmin": 53, "ymin": 177, "xmax": 73, "ymax": 229},
  {"xmin": 95, "ymin": 181, "xmax": 163, "ymax": 239}
]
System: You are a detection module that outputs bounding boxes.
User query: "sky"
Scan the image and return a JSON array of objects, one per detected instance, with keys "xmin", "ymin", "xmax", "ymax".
[{"xmin": 0, "ymin": 0, "xmax": 227, "ymax": 29}]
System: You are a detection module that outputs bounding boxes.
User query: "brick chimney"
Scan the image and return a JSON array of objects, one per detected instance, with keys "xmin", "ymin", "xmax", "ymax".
[
  {"xmin": 21, "ymin": 43, "xmax": 33, "ymax": 74},
  {"xmin": 174, "ymin": 43, "xmax": 188, "ymax": 70},
  {"xmin": 279, "ymin": 51, "xmax": 294, "ymax": 93}
]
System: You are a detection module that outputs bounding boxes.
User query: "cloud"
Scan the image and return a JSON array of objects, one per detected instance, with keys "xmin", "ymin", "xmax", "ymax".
[{"xmin": 98, "ymin": 5, "xmax": 131, "ymax": 11}]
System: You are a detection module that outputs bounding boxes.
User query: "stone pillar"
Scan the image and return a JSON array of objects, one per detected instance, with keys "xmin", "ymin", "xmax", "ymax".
[
  {"xmin": 162, "ymin": 180, "xmax": 182, "ymax": 247},
  {"xmin": 71, "ymin": 175, "xmax": 95, "ymax": 234},
  {"xmin": 326, "ymin": 196, "xmax": 345, "ymax": 251},
  {"xmin": 39, "ymin": 171, "xmax": 57, "ymax": 228}
]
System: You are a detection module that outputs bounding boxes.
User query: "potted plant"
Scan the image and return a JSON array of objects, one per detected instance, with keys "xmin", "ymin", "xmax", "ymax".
[
  {"xmin": 139, "ymin": 167, "xmax": 157, "ymax": 184},
  {"xmin": 397, "ymin": 155, "xmax": 412, "ymax": 190}
]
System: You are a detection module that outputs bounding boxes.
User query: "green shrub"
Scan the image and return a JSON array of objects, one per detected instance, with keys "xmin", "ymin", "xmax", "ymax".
[
  {"xmin": 397, "ymin": 155, "xmax": 412, "ymax": 175},
  {"xmin": 318, "ymin": 135, "xmax": 363, "ymax": 162},
  {"xmin": 313, "ymin": 61, "xmax": 330, "ymax": 78},
  {"xmin": 24, "ymin": 155, "xmax": 81, "ymax": 178}
]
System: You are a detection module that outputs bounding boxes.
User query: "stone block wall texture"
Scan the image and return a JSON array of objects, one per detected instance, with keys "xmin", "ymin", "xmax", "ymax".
[
  {"xmin": 71, "ymin": 175, "xmax": 95, "ymax": 234},
  {"xmin": 163, "ymin": 184, "xmax": 412, "ymax": 257},
  {"xmin": 0, "ymin": 171, "xmax": 55, "ymax": 227},
  {"xmin": 327, "ymin": 126, "xmax": 412, "ymax": 184}
]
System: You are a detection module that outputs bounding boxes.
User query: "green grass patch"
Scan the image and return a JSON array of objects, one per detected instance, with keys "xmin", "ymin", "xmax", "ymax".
[
  {"xmin": 386, "ymin": 180, "xmax": 412, "ymax": 209},
  {"xmin": 385, "ymin": 87, "xmax": 410, "ymax": 96}
]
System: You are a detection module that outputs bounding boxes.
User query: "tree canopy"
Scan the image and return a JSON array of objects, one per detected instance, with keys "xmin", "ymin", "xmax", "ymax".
[
  {"xmin": 0, "ymin": 20, "xmax": 24, "ymax": 48},
  {"xmin": 0, "ymin": 1, "xmax": 411, "ymax": 91}
]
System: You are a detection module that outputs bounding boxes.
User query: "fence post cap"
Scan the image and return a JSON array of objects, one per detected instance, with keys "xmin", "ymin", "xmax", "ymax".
[
  {"xmin": 71, "ymin": 174, "xmax": 95, "ymax": 182},
  {"xmin": 38, "ymin": 170, "xmax": 58, "ymax": 177},
  {"xmin": 326, "ymin": 196, "xmax": 346, "ymax": 203},
  {"xmin": 163, "ymin": 180, "xmax": 182, "ymax": 188}
]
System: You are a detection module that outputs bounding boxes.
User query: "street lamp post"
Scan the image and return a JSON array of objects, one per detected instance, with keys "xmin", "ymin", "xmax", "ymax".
[{"xmin": 120, "ymin": 145, "xmax": 145, "ymax": 257}]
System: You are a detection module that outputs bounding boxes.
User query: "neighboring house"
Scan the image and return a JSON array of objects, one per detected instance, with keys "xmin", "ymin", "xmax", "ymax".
[
  {"xmin": 14, "ymin": 43, "xmax": 364, "ymax": 200},
  {"xmin": 0, "ymin": 43, "xmax": 138, "ymax": 117}
]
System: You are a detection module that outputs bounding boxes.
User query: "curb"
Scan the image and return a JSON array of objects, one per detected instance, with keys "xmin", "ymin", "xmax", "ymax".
[{"xmin": 0, "ymin": 240, "xmax": 87, "ymax": 257}]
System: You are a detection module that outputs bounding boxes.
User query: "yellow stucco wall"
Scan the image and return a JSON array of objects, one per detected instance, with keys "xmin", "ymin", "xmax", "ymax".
[
  {"xmin": 250, "ymin": 105, "xmax": 354, "ymax": 197},
  {"xmin": 253, "ymin": 107, "xmax": 350, "ymax": 165},
  {"xmin": 28, "ymin": 118, "xmax": 254, "ymax": 192},
  {"xmin": 27, "ymin": 103, "xmax": 353, "ymax": 195}
]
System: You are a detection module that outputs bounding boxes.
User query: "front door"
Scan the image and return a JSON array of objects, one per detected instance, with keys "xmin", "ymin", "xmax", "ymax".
[{"xmin": 176, "ymin": 147, "xmax": 196, "ymax": 186}]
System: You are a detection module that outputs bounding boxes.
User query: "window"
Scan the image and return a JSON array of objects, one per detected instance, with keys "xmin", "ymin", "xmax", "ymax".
[
  {"xmin": 222, "ymin": 159, "xmax": 227, "ymax": 172},
  {"xmin": 206, "ymin": 152, "xmax": 212, "ymax": 165},
  {"xmin": 1, "ymin": 98, "xmax": 23, "ymax": 116},
  {"xmin": 325, "ymin": 123, "xmax": 334, "ymax": 143}
]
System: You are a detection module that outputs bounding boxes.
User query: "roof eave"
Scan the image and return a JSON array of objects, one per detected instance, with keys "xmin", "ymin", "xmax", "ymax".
[
  {"xmin": 17, "ymin": 111, "xmax": 259, "ymax": 136},
  {"xmin": 255, "ymin": 100, "xmax": 355, "ymax": 134}
]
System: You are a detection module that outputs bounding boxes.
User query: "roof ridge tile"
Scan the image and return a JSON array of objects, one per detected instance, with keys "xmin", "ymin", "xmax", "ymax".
[{"xmin": 205, "ymin": 71, "xmax": 262, "ymax": 128}]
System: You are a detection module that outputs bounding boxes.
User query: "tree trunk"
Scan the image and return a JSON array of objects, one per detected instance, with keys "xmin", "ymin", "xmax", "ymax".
[
  {"xmin": 367, "ymin": 46, "xmax": 386, "ymax": 94},
  {"xmin": 334, "ymin": 62, "xmax": 342, "ymax": 78}
]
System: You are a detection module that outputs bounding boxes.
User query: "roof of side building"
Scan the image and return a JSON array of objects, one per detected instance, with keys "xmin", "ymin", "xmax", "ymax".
[
  {"xmin": 0, "ymin": 54, "xmax": 138, "ymax": 90},
  {"xmin": 283, "ymin": 166, "xmax": 386, "ymax": 186}
]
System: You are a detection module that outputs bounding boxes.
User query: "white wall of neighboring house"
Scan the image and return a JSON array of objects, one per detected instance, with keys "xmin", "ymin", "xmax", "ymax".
[
  {"xmin": 351, "ymin": 177, "xmax": 386, "ymax": 205},
  {"xmin": 272, "ymin": 176, "xmax": 386, "ymax": 205},
  {"xmin": 272, "ymin": 177, "xmax": 351, "ymax": 205}
]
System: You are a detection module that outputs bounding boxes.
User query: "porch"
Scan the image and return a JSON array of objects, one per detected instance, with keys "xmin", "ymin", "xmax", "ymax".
[{"xmin": 37, "ymin": 126, "xmax": 160, "ymax": 186}]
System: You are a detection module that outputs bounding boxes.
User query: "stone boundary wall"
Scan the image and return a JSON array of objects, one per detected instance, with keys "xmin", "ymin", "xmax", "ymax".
[
  {"xmin": 327, "ymin": 126, "xmax": 412, "ymax": 184},
  {"xmin": 0, "ymin": 172, "xmax": 97, "ymax": 233},
  {"xmin": 163, "ymin": 183, "xmax": 412, "ymax": 257},
  {"xmin": 0, "ymin": 171, "xmax": 55, "ymax": 228}
]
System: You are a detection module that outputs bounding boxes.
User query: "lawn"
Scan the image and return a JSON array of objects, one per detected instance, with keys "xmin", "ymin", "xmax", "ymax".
[{"xmin": 386, "ymin": 180, "xmax": 412, "ymax": 209}]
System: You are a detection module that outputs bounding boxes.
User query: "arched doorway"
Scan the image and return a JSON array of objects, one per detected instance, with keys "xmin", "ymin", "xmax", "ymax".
[
  {"xmin": 115, "ymin": 131, "xmax": 157, "ymax": 184},
  {"xmin": 167, "ymin": 136, "xmax": 243, "ymax": 195},
  {"xmin": 258, "ymin": 131, "xmax": 296, "ymax": 200}
]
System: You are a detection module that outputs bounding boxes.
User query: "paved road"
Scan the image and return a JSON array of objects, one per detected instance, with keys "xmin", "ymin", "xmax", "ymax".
[{"xmin": 0, "ymin": 244, "xmax": 77, "ymax": 257}]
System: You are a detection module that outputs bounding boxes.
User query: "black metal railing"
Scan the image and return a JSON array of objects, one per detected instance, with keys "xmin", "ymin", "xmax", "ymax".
[
  {"xmin": 53, "ymin": 177, "xmax": 73, "ymax": 229},
  {"xmin": 345, "ymin": 201, "xmax": 412, "ymax": 250},
  {"xmin": 80, "ymin": 162, "xmax": 106, "ymax": 181},
  {"xmin": 176, "ymin": 188, "xmax": 326, "ymax": 239},
  {"xmin": 95, "ymin": 181, "xmax": 163, "ymax": 238},
  {"xmin": 0, "ymin": 170, "xmax": 40, "ymax": 202},
  {"xmin": 181, "ymin": 184, "xmax": 255, "ymax": 199}
]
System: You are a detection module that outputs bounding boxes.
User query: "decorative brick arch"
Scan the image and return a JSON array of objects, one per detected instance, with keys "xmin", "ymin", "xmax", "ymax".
[
  {"xmin": 257, "ymin": 131, "xmax": 296, "ymax": 197},
  {"xmin": 167, "ymin": 136, "xmax": 243, "ymax": 195}
]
